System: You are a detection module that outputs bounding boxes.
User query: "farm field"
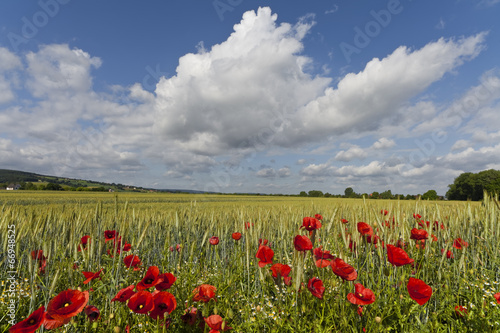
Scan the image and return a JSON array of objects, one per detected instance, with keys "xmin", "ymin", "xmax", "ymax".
[{"xmin": 1, "ymin": 191, "xmax": 500, "ymax": 332}]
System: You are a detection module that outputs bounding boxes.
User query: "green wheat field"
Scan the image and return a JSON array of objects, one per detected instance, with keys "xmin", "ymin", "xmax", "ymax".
[{"xmin": 1, "ymin": 191, "xmax": 499, "ymax": 332}]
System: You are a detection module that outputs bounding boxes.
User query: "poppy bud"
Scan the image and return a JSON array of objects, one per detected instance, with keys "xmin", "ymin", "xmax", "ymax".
[{"xmin": 375, "ymin": 316, "xmax": 382, "ymax": 323}]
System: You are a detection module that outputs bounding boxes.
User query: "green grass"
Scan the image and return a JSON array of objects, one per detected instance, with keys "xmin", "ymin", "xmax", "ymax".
[{"xmin": 1, "ymin": 192, "xmax": 499, "ymax": 332}]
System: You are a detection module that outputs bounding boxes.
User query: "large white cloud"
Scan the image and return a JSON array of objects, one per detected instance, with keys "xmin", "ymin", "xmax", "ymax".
[
  {"xmin": 153, "ymin": 7, "xmax": 331, "ymax": 155},
  {"xmin": 286, "ymin": 33, "xmax": 487, "ymax": 145}
]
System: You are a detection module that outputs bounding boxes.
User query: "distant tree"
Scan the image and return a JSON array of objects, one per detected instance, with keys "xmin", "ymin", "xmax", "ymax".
[
  {"xmin": 308, "ymin": 190, "xmax": 324, "ymax": 197},
  {"xmin": 380, "ymin": 190, "xmax": 393, "ymax": 199},
  {"xmin": 422, "ymin": 190, "xmax": 438, "ymax": 201},
  {"xmin": 45, "ymin": 183, "xmax": 63, "ymax": 191},
  {"xmin": 405, "ymin": 194, "xmax": 415, "ymax": 200},
  {"xmin": 446, "ymin": 170, "xmax": 500, "ymax": 201},
  {"xmin": 344, "ymin": 187, "xmax": 355, "ymax": 198},
  {"xmin": 299, "ymin": 191, "xmax": 308, "ymax": 197},
  {"xmin": 371, "ymin": 191, "xmax": 380, "ymax": 199},
  {"xmin": 324, "ymin": 192, "xmax": 332, "ymax": 198}
]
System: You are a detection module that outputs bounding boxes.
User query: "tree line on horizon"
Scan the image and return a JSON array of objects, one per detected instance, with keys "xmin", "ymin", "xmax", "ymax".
[{"xmin": 299, "ymin": 169, "xmax": 500, "ymax": 201}]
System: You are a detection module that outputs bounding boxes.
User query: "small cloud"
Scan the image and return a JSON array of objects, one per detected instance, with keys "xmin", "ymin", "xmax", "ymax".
[
  {"xmin": 256, "ymin": 168, "xmax": 276, "ymax": 178},
  {"xmin": 371, "ymin": 138, "xmax": 396, "ymax": 150},
  {"xmin": 325, "ymin": 4, "xmax": 339, "ymax": 14},
  {"xmin": 478, "ymin": 0, "xmax": 500, "ymax": 7},
  {"xmin": 435, "ymin": 18, "xmax": 445, "ymax": 30},
  {"xmin": 297, "ymin": 159, "xmax": 307, "ymax": 165},
  {"xmin": 277, "ymin": 167, "xmax": 291, "ymax": 178},
  {"xmin": 334, "ymin": 146, "xmax": 367, "ymax": 162}
]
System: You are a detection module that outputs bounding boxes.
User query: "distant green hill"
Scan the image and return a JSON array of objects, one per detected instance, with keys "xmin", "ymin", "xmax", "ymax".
[{"xmin": 0, "ymin": 169, "xmax": 151, "ymax": 192}]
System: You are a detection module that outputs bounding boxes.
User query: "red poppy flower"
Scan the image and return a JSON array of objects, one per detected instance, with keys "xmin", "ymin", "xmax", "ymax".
[
  {"xmin": 331, "ymin": 257, "xmax": 357, "ymax": 281},
  {"xmin": 43, "ymin": 313, "xmax": 71, "ymax": 330},
  {"xmin": 313, "ymin": 247, "xmax": 335, "ymax": 268},
  {"xmin": 82, "ymin": 269, "xmax": 103, "ymax": 285},
  {"xmin": 270, "ymin": 263, "xmax": 292, "ymax": 286},
  {"xmin": 255, "ymin": 245, "xmax": 274, "ymax": 267},
  {"xmin": 9, "ymin": 305, "xmax": 45, "ymax": 333},
  {"xmin": 204, "ymin": 315, "xmax": 232, "ymax": 332},
  {"xmin": 307, "ymin": 277, "xmax": 325, "ymax": 299},
  {"xmin": 413, "ymin": 213, "xmax": 422, "ymax": 219},
  {"xmin": 386, "ymin": 244, "xmax": 414, "ymax": 267},
  {"xmin": 453, "ymin": 238, "xmax": 469, "ymax": 250},
  {"xmin": 181, "ymin": 307, "xmax": 199, "ymax": 326},
  {"xmin": 231, "ymin": 232, "xmax": 242, "ymax": 241},
  {"xmin": 137, "ymin": 266, "xmax": 160, "ymax": 291},
  {"xmin": 245, "ymin": 222, "xmax": 254, "ymax": 229},
  {"xmin": 396, "ymin": 239, "xmax": 406, "ymax": 249},
  {"xmin": 302, "ymin": 216, "xmax": 322, "ymax": 232},
  {"xmin": 410, "ymin": 228, "xmax": 428, "ymax": 241},
  {"xmin": 347, "ymin": 283, "xmax": 376, "ymax": 305},
  {"xmin": 104, "ymin": 230, "xmax": 117, "ymax": 242},
  {"xmin": 123, "ymin": 254, "xmax": 141, "ymax": 270},
  {"xmin": 47, "ymin": 289, "xmax": 89, "ymax": 320},
  {"xmin": 341, "ymin": 218, "xmax": 349, "ymax": 224},
  {"xmin": 84, "ymin": 305, "xmax": 100, "ymax": 321},
  {"xmin": 111, "ymin": 284, "xmax": 135, "ymax": 302},
  {"xmin": 78, "ymin": 235, "xmax": 90, "ymax": 252},
  {"xmin": 381, "ymin": 209, "xmax": 388, "ymax": 216},
  {"xmin": 31, "ymin": 250, "xmax": 45, "ymax": 261},
  {"xmin": 149, "ymin": 292, "xmax": 177, "ymax": 320},
  {"xmin": 314, "ymin": 214, "xmax": 323, "ymax": 220},
  {"xmin": 366, "ymin": 234, "xmax": 380, "ymax": 245},
  {"xmin": 407, "ymin": 277, "xmax": 432, "ymax": 305},
  {"xmin": 357, "ymin": 222, "xmax": 373, "ymax": 236},
  {"xmin": 357, "ymin": 306, "xmax": 363, "ymax": 316},
  {"xmin": 209, "ymin": 236, "xmax": 219, "ymax": 245},
  {"xmin": 294, "ymin": 235, "xmax": 312, "ymax": 252},
  {"xmin": 127, "ymin": 290, "xmax": 154, "ymax": 314},
  {"xmin": 156, "ymin": 272, "xmax": 177, "ymax": 290},
  {"xmin": 494, "ymin": 292, "xmax": 500, "ymax": 304},
  {"xmin": 193, "ymin": 284, "xmax": 217, "ymax": 303},
  {"xmin": 454, "ymin": 305, "xmax": 468, "ymax": 317}
]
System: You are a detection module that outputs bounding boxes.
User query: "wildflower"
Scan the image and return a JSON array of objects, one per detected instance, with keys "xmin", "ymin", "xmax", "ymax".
[
  {"xmin": 78, "ymin": 235, "xmax": 90, "ymax": 251},
  {"xmin": 232, "ymin": 232, "xmax": 242, "ymax": 241},
  {"xmin": 82, "ymin": 269, "xmax": 103, "ymax": 285},
  {"xmin": 331, "ymin": 257, "xmax": 357, "ymax": 281},
  {"xmin": 149, "ymin": 292, "xmax": 177, "ymax": 320},
  {"xmin": 357, "ymin": 222, "xmax": 373, "ymax": 236},
  {"xmin": 386, "ymin": 244, "xmax": 414, "ymax": 267},
  {"xmin": 256, "ymin": 244, "xmax": 274, "ymax": 267},
  {"xmin": 104, "ymin": 230, "xmax": 117, "ymax": 242},
  {"xmin": 84, "ymin": 305, "xmax": 100, "ymax": 321},
  {"xmin": 301, "ymin": 217, "xmax": 322, "ymax": 232},
  {"xmin": 413, "ymin": 213, "xmax": 422, "ymax": 219},
  {"xmin": 307, "ymin": 277, "xmax": 325, "ymax": 299},
  {"xmin": 270, "ymin": 263, "xmax": 292, "ymax": 286},
  {"xmin": 209, "ymin": 236, "xmax": 219, "ymax": 245},
  {"xmin": 192, "ymin": 284, "xmax": 217, "ymax": 303},
  {"xmin": 407, "ymin": 277, "xmax": 432, "ymax": 305},
  {"xmin": 494, "ymin": 292, "xmax": 500, "ymax": 304},
  {"xmin": 347, "ymin": 283, "xmax": 376, "ymax": 305},
  {"xmin": 294, "ymin": 235, "xmax": 312, "ymax": 252},
  {"xmin": 123, "ymin": 254, "xmax": 141, "ymax": 270},
  {"xmin": 9, "ymin": 305, "xmax": 45, "ymax": 333},
  {"xmin": 43, "ymin": 313, "xmax": 71, "ymax": 330},
  {"xmin": 111, "ymin": 284, "xmax": 135, "ymax": 302},
  {"xmin": 181, "ymin": 307, "xmax": 199, "ymax": 326},
  {"xmin": 204, "ymin": 315, "xmax": 232, "ymax": 332},
  {"xmin": 156, "ymin": 272, "xmax": 177, "ymax": 290},
  {"xmin": 454, "ymin": 305, "xmax": 468, "ymax": 317},
  {"xmin": 315, "ymin": 214, "xmax": 323, "ymax": 220},
  {"xmin": 453, "ymin": 238, "xmax": 469, "ymax": 250},
  {"xmin": 127, "ymin": 291, "xmax": 154, "ymax": 314},
  {"xmin": 136, "ymin": 266, "xmax": 160, "ymax": 291},
  {"xmin": 410, "ymin": 228, "xmax": 428, "ymax": 241},
  {"xmin": 47, "ymin": 289, "xmax": 89, "ymax": 320},
  {"xmin": 313, "ymin": 247, "xmax": 335, "ymax": 268},
  {"xmin": 381, "ymin": 209, "xmax": 388, "ymax": 216},
  {"xmin": 341, "ymin": 218, "xmax": 349, "ymax": 224}
]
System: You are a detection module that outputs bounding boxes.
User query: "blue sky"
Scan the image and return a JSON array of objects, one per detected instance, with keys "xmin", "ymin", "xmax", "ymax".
[{"xmin": 1, "ymin": 0, "xmax": 500, "ymax": 195}]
